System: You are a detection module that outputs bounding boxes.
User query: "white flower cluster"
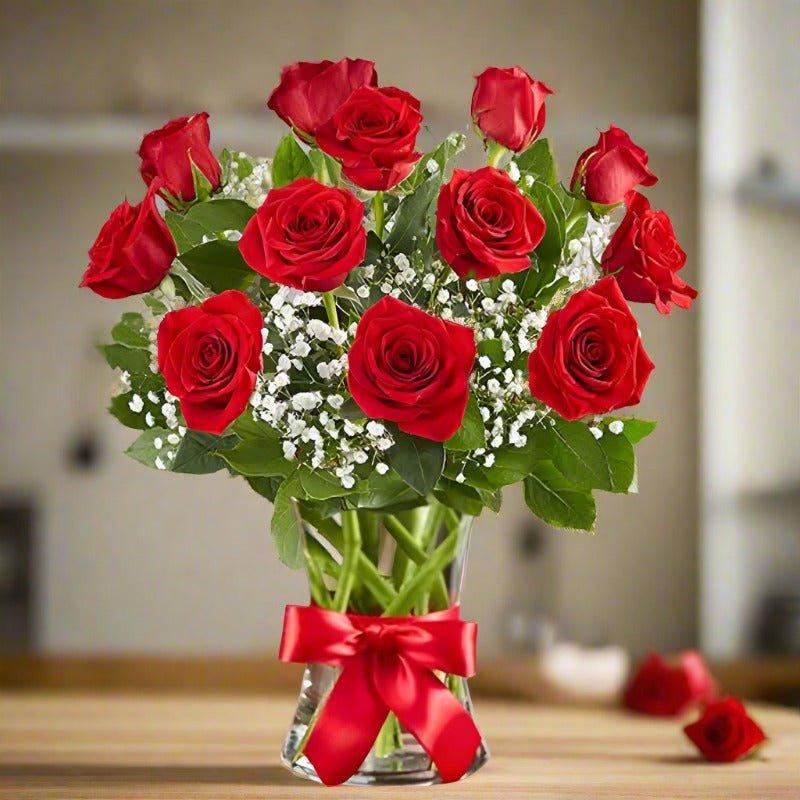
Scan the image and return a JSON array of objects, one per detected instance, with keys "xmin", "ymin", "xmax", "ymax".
[
  {"xmin": 219, "ymin": 152, "xmax": 273, "ymax": 208},
  {"xmin": 248, "ymin": 286, "xmax": 394, "ymax": 486},
  {"xmin": 557, "ymin": 214, "xmax": 613, "ymax": 290}
]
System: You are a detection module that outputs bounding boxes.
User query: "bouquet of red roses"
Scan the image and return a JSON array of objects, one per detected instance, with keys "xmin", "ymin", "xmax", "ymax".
[{"xmin": 82, "ymin": 58, "xmax": 696, "ymax": 787}]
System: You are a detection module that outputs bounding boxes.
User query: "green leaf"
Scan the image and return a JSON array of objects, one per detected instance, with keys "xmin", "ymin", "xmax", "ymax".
[
  {"xmin": 516, "ymin": 138, "xmax": 558, "ymax": 185},
  {"xmin": 271, "ymin": 475, "xmax": 305, "ymax": 569},
  {"xmin": 143, "ymin": 294, "xmax": 168, "ymax": 315},
  {"xmin": 434, "ymin": 478, "xmax": 484, "ymax": 517},
  {"xmin": 385, "ymin": 176, "xmax": 440, "ymax": 254},
  {"xmin": 397, "ymin": 133, "xmax": 466, "ymax": 193},
  {"xmin": 524, "ymin": 461, "xmax": 596, "ymax": 531},
  {"xmin": 245, "ymin": 475, "xmax": 282, "ymax": 503},
  {"xmin": 124, "ymin": 427, "xmax": 172, "ymax": 470},
  {"xmin": 171, "ymin": 430, "xmax": 236, "ymax": 474},
  {"xmin": 98, "ymin": 343, "xmax": 151, "ymax": 374},
  {"xmin": 297, "ymin": 466, "xmax": 352, "ymax": 500},
  {"xmin": 111, "ymin": 312, "xmax": 149, "ymax": 349},
  {"xmin": 338, "ymin": 398, "xmax": 367, "ymax": 421},
  {"xmin": 350, "ymin": 468, "xmax": 424, "ymax": 512},
  {"xmin": 308, "ymin": 148, "xmax": 342, "ymax": 186},
  {"xmin": 525, "ymin": 181, "xmax": 566, "ymax": 265},
  {"xmin": 272, "ymin": 134, "xmax": 313, "ymax": 188},
  {"xmin": 595, "ymin": 430, "xmax": 636, "ymax": 493},
  {"xmin": 612, "ymin": 418, "xmax": 657, "ymax": 444},
  {"xmin": 489, "ymin": 441, "xmax": 542, "ymax": 486},
  {"xmin": 444, "ymin": 395, "xmax": 485, "ymax": 451},
  {"xmin": 387, "ymin": 430, "xmax": 445, "ymax": 496},
  {"xmin": 532, "ymin": 419, "xmax": 610, "ymax": 490},
  {"xmin": 178, "ymin": 240, "xmax": 254, "ymax": 293},
  {"xmin": 165, "ymin": 199, "xmax": 255, "ymax": 253},
  {"xmin": 220, "ymin": 429, "xmax": 292, "ymax": 478},
  {"xmin": 108, "ymin": 393, "xmax": 149, "ymax": 430}
]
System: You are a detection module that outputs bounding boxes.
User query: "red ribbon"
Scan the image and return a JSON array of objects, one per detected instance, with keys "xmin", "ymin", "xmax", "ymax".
[{"xmin": 279, "ymin": 604, "xmax": 483, "ymax": 786}]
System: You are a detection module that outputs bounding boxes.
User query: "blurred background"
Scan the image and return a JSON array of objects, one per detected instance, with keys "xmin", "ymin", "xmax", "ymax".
[{"xmin": 0, "ymin": 0, "xmax": 797, "ymax": 705}]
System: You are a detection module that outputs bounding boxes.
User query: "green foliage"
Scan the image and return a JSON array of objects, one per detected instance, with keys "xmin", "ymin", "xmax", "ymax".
[
  {"xmin": 272, "ymin": 134, "xmax": 313, "ymax": 188},
  {"xmin": 108, "ymin": 393, "xmax": 149, "ymax": 430},
  {"xmin": 385, "ymin": 176, "xmax": 440, "ymax": 254},
  {"xmin": 111, "ymin": 312, "xmax": 149, "ymax": 349},
  {"xmin": 531, "ymin": 418, "xmax": 636, "ymax": 493},
  {"xmin": 444, "ymin": 395, "xmax": 485, "ymax": 451},
  {"xmin": 98, "ymin": 343, "xmax": 151, "ymax": 374},
  {"xmin": 177, "ymin": 240, "xmax": 254, "ymax": 293},
  {"xmin": 165, "ymin": 199, "xmax": 254, "ymax": 253},
  {"xmin": 308, "ymin": 148, "xmax": 342, "ymax": 186},
  {"xmin": 220, "ymin": 418, "xmax": 293, "ymax": 478},
  {"xmin": 526, "ymin": 181, "xmax": 566, "ymax": 265},
  {"xmin": 387, "ymin": 430, "xmax": 445, "ymax": 496},
  {"xmin": 524, "ymin": 461, "xmax": 596, "ymax": 531},
  {"xmin": 433, "ymin": 478, "xmax": 484, "ymax": 517},
  {"xmin": 271, "ymin": 475, "xmax": 305, "ymax": 569},
  {"xmin": 516, "ymin": 138, "xmax": 558, "ymax": 185},
  {"xmin": 124, "ymin": 427, "xmax": 172, "ymax": 469},
  {"xmin": 171, "ymin": 430, "xmax": 236, "ymax": 474},
  {"xmin": 612, "ymin": 418, "xmax": 657, "ymax": 444},
  {"xmin": 397, "ymin": 133, "xmax": 466, "ymax": 193}
]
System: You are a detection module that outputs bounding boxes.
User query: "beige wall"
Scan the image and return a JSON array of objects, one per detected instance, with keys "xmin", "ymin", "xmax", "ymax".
[{"xmin": 0, "ymin": 0, "xmax": 699, "ymax": 656}]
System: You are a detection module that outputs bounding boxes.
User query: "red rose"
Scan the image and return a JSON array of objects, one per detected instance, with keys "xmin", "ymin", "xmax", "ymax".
[
  {"xmin": 347, "ymin": 296, "xmax": 476, "ymax": 441},
  {"xmin": 238, "ymin": 178, "xmax": 366, "ymax": 292},
  {"xmin": 157, "ymin": 290, "xmax": 262, "ymax": 435},
  {"xmin": 80, "ymin": 182, "xmax": 176, "ymax": 299},
  {"xmin": 684, "ymin": 697, "xmax": 767, "ymax": 762},
  {"xmin": 436, "ymin": 167, "xmax": 545, "ymax": 280},
  {"xmin": 602, "ymin": 191, "xmax": 697, "ymax": 314},
  {"xmin": 138, "ymin": 113, "xmax": 221, "ymax": 202},
  {"xmin": 316, "ymin": 86, "xmax": 422, "ymax": 190},
  {"xmin": 471, "ymin": 66, "xmax": 553, "ymax": 152},
  {"xmin": 528, "ymin": 276, "xmax": 654, "ymax": 419},
  {"xmin": 267, "ymin": 58, "xmax": 377, "ymax": 139},
  {"xmin": 624, "ymin": 651, "xmax": 716, "ymax": 716},
  {"xmin": 571, "ymin": 125, "xmax": 657, "ymax": 205}
]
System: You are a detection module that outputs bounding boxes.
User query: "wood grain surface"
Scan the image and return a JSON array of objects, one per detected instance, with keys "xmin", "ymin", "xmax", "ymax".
[{"xmin": 0, "ymin": 693, "xmax": 797, "ymax": 799}]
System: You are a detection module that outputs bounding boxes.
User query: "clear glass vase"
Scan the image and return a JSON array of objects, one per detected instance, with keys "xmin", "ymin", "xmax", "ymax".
[{"xmin": 280, "ymin": 503, "xmax": 489, "ymax": 786}]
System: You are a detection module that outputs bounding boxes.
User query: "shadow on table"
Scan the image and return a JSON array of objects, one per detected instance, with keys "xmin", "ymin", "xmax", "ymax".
[{"xmin": 0, "ymin": 764, "xmax": 299, "ymax": 787}]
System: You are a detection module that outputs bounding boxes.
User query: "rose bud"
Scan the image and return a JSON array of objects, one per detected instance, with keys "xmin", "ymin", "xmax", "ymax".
[
  {"xmin": 138, "ymin": 113, "xmax": 221, "ymax": 203},
  {"xmin": 571, "ymin": 125, "xmax": 657, "ymax": 205},
  {"xmin": 347, "ymin": 296, "xmax": 476, "ymax": 441},
  {"xmin": 471, "ymin": 66, "xmax": 553, "ymax": 152},
  {"xmin": 80, "ymin": 182, "xmax": 176, "ymax": 299},
  {"xmin": 624, "ymin": 651, "xmax": 716, "ymax": 716},
  {"xmin": 528, "ymin": 276, "xmax": 654, "ymax": 419},
  {"xmin": 684, "ymin": 697, "xmax": 767, "ymax": 762},
  {"xmin": 267, "ymin": 58, "xmax": 377, "ymax": 139},
  {"xmin": 316, "ymin": 86, "xmax": 422, "ymax": 191},
  {"xmin": 238, "ymin": 178, "xmax": 366, "ymax": 292},
  {"xmin": 602, "ymin": 191, "xmax": 697, "ymax": 314},
  {"xmin": 157, "ymin": 290, "xmax": 263, "ymax": 435},
  {"xmin": 436, "ymin": 167, "xmax": 545, "ymax": 280}
]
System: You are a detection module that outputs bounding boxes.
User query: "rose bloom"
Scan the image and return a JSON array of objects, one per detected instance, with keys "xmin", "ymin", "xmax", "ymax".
[
  {"xmin": 80, "ymin": 182, "xmax": 176, "ymax": 299},
  {"xmin": 347, "ymin": 296, "xmax": 476, "ymax": 441},
  {"xmin": 138, "ymin": 113, "xmax": 221, "ymax": 202},
  {"xmin": 684, "ymin": 697, "xmax": 766, "ymax": 763},
  {"xmin": 623, "ymin": 651, "xmax": 716, "ymax": 716},
  {"xmin": 316, "ymin": 86, "xmax": 422, "ymax": 190},
  {"xmin": 471, "ymin": 66, "xmax": 553, "ymax": 152},
  {"xmin": 602, "ymin": 191, "xmax": 697, "ymax": 314},
  {"xmin": 528, "ymin": 277, "xmax": 654, "ymax": 419},
  {"xmin": 157, "ymin": 290, "xmax": 263, "ymax": 435},
  {"xmin": 267, "ymin": 58, "xmax": 377, "ymax": 139},
  {"xmin": 238, "ymin": 178, "xmax": 366, "ymax": 292},
  {"xmin": 436, "ymin": 167, "xmax": 545, "ymax": 280},
  {"xmin": 571, "ymin": 125, "xmax": 657, "ymax": 205}
]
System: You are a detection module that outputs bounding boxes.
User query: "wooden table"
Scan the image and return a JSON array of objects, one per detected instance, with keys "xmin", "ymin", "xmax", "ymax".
[{"xmin": 0, "ymin": 693, "xmax": 798, "ymax": 799}]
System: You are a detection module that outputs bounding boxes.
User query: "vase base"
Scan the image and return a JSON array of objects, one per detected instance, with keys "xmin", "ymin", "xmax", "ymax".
[{"xmin": 280, "ymin": 742, "xmax": 489, "ymax": 787}]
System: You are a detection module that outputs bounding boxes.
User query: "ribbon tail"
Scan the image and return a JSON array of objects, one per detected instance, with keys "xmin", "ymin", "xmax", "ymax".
[
  {"xmin": 304, "ymin": 654, "xmax": 388, "ymax": 786},
  {"xmin": 378, "ymin": 658, "xmax": 483, "ymax": 783}
]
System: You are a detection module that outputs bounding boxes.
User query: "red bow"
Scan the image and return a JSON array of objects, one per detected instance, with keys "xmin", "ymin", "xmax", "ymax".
[{"xmin": 279, "ymin": 604, "xmax": 483, "ymax": 786}]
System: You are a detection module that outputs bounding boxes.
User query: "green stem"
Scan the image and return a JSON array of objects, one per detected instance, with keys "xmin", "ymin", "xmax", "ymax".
[
  {"xmin": 384, "ymin": 515, "xmax": 449, "ymax": 610},
  {"xmin": 383, "ymin": 525, "xmax": 460, "ymax": 616},
  {"xmin": 303, "ymin": 539, "xmax": 331, "ymax": 608},
  {"xmin": 373, "ymin": 191, "xmax": 385, "ymax": 239},
  {"xmin": 359, "ymin": 510, "xmax": 381, "ymax": 565},
  {"xmin": 305, "ymin": 511, "xmax": 395, "ymax": 608},
  {"xmin": 486, "ymin": 140, "xmax": 507, "ymax": 169},
  {"xmin": 333, "ymin": 510, "xmax": 361, "ymax": 612},
  {"xmin": 322, "ymin": 291, "xmax": 340, "ymax": 331},
  {"xmin": 374, "ymin": 713, "xmax": 404, "ymax": 758}
]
